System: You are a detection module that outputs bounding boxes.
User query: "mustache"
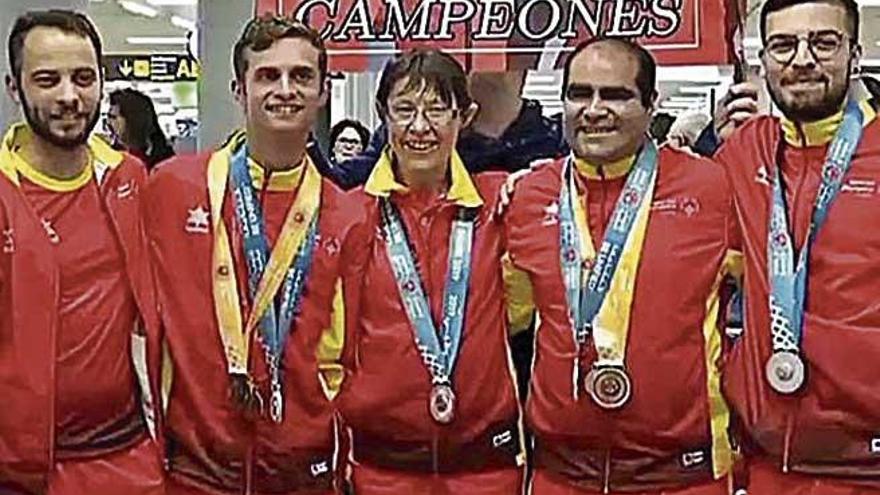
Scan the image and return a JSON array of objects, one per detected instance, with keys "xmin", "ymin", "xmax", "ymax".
[{"xmin": 781, "ymin": 72, "xmax": 829, "ymax": 85}]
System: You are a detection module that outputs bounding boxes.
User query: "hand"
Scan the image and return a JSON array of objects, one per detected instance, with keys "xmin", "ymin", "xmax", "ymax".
[
  {"xmin": 496, "ymin": 168, "xmax": 532, "ymax": 217},
  {"xmin": 714, "ymin": 82, "xmax": 759, "ymax": 143}
]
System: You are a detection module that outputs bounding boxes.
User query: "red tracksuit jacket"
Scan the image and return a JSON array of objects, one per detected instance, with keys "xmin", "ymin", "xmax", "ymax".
[
  {"xmin": 504, "ymin": 148, "xmax": 740, "ymax": 492},
  {"xmin": 716, "ymin": 108, "xmax": 880, "ymax": 482}
]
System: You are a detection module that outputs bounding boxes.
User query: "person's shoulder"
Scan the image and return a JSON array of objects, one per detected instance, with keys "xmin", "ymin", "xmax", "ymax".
[
  {"xmin": 719, "ymin": 115, "xmax": 780, "ymax": 151},
  {"xmin": 145, "ymin": 150, "xmax": 213, "ymax": 197}
]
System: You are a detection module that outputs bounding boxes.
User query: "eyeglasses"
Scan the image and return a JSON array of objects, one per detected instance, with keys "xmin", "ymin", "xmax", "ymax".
[
  {"xmin": 763, "ymin": 30, "xmax": 850, "ymax": 65},
  {"xmin": 386, "ymin": 102, "xmax": 459, "ymax": 127}
]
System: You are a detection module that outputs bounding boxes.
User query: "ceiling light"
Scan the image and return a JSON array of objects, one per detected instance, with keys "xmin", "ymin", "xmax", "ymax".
[
  {"xmin": 118, "ymin": 0, "xmax": 158, "ymax": 17},
  {"xmin": 126, "ymin": 36, "xmax": 189, "ymax": 45},
  {"xmin": 145, "ymin": 0, "xmax": 197, "ymax": 5},
  {"xmin": 171, "ymin": 15, "xmax": 196, "ymax": 31}
]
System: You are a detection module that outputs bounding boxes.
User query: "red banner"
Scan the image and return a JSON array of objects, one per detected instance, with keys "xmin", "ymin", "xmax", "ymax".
[{"xmin": 256, "ymin": 0, "xmax": 737, "ymax": 71}]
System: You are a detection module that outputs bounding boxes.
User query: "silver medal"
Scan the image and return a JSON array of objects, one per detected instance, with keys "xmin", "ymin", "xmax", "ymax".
[
  {"xmin": 429, "ymin": 384, "xmax": 456, "ymax": 424},
  {"xmin": 765, "ymin": 351, "xmax": 806, "ymax": 394},
  {"xmin": 585, "ymin": 365, "xmax": 632, "ymax": 410}
]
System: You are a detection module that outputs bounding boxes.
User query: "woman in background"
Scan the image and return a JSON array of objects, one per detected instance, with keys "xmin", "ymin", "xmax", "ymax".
[{"xmin": 106, "ymin": 88, "xmax": 175, "ymax": 169}]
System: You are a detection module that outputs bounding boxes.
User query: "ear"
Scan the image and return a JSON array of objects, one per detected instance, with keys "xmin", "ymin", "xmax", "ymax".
[
  {"xmin": 231, "ymin": 78, "xmax": 245, "ymax": 107},
  {"xmin": 319, "ymin": 78, "xmax": 330, "ymax": 107},
  {"xmin": 460, "ymin": 101, "xmax": 479, "ymax": 128},
  {"xmin": 851, "ymin": 43, "xmax": 863, "ymax": 75},
  {"xmin": 5, "ymin": 74, "xmax": 20, "ymax": 104},
  {"xmin": 646, "ymin": 89, "xmax": 659, "ymax": 114}
]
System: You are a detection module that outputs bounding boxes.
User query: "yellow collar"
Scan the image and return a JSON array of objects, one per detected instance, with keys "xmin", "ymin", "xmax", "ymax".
[
  {"xmin": 219, "ymin": 130, "xmax": 307, "ymax": 192},
  {"xmin": 573, "ymin": 154, "xmax": 636, "ymax": 180},
  {"xmin": 0, "ymin": 122, "xmax": 122, "ymax": 190},
  {"xmin": 364, "ymin": 147, "xmax": 484, "ymax": 208},
  {"xmin": 781, "ymin": 99, "xmax": 877, "ymax": 147}
]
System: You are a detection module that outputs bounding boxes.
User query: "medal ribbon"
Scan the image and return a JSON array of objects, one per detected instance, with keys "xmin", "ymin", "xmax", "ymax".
[
  {"xmin": 208, "ymin": 135, "xmax": 320, "ymax": 422},
  {"xmin": 558, "ymin": 142, "xmax": 658, "ymax": 393},
  {"xmin": 380, "ymin": 199, "xmax": 476, "ymax": 386},
  {"xmin": 768, "ymin": 99, "xmax": 864, "ymax": 354}
]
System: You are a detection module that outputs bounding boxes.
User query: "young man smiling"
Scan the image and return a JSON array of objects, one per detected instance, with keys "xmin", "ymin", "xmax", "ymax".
[
  {"xmin": 715, "ymin": 1, "xmax": 880, "ymax": 493},
  {"xmin": 144, "ymin": 14, "xmax": 362, "ymax": 495},
  {"xmin": 0, "ymin": 10, "xmax": 163, "ymax": 494}
]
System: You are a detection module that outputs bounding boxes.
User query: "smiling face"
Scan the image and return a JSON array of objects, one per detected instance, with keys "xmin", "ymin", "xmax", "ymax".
[
  {"xmin": 762, "ymin": 2, "xmax": 857, "ymax": 122},
  {"xmin": 233, "ymin": 36, "xmax": 327, "ymax": 136},
  {"xmin": 563, "ymin": 42, "xmax": 654, "ymax": 165},
  {"xmin": 384, "ymin": 77, "xmax": 472, "ymax": 178},
  {"xmin": 6, "ymin": 26, "xmax": 101, "ymax": 148}
]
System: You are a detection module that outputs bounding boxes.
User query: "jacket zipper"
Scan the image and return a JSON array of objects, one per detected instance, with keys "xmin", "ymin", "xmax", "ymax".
[{"xmin": 602, "ymin": 447, "xmax": 612, "ymax": 494}]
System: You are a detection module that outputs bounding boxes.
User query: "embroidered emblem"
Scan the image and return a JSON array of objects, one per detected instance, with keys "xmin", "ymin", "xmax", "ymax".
[
  {"xmin": 842, "ymin": 178, "xmax": 877, "ymax": 196},
  {"xmin": 542, "ymin": 201, "xmax": 559, "ymax": 226},
  {"xmin": 117, "ymin": 181, "xmax": 135, "ymax": 199},
  {"xmin": 310, "ymin": 461, "xmax": 329, "ymax": 477},
  {"xmin": 679, "ymin": 197, "xmax": 701, "ymax": 217},
  {"xmin": 41, "ymin": 218, "xmax": 60, "ymax": 244},
  {"xmin": 755, "ymin": 165, "xmax": 771, "ymax": 186},
  {"xmin": 2, "ymin": 228, "xmax": 13, "ymax": 254},
  {"xmin": 185, "ymin": 205, "xmax": 210, "ymax": 234}
]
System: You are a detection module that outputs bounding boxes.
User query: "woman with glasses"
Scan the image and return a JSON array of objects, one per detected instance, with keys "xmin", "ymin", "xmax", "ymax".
[
  {"xmin": 327, "ymin": 48, "xmax": 530, "ymax": 494},
  {"xmin": 329, "ymin": 119, "xmax": 370, "ymax": 165}
]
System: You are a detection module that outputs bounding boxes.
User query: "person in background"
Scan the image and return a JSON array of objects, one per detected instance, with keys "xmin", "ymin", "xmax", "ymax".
[
  {"xmin": 106, "ymin": 88, "xmax": 175, "ymax": 169},
  {"xmin": 0, "ymin": 10, "xmax": 163, "ymax": 494},
  {"xmin": 328, "ymin": 118, "xmax": 369, "ymax": 165}
]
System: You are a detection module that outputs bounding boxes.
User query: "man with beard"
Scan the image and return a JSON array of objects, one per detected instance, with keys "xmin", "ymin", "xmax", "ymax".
[
  {"xmin": 503, "ymin": 38, "xmax": 741, "ymax": 494},
  {"xmin": 0, "ymin": 10, "xmax": 163, "ymax": 495},
  {"xmin": 143, "ymin": 15, "xmax": 362, "ymax": 494},
  {"xmin": 714, "ymin": 0, "xmax": 880, "ymax": 493}
]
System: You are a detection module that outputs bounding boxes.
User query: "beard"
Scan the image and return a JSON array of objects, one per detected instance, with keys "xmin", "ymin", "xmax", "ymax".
[
  {"xmin": 767, "ymin": 67, "xmax": 850, "ymax": 123},
  {"xmin": 19, "ymin": 86, "xmax": 100, "ymax": 149}
]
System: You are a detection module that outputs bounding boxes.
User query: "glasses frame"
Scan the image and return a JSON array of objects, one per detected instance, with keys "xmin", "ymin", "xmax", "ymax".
[
  {"xmin": 762, "ymin": 30, "xmax": 852, "ymax": 66},
  {"xmin": 385, "ymin": 102, "xmax": 461, "ymax": 129}
]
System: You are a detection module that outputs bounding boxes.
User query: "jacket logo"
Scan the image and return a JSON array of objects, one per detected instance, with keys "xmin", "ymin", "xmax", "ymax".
[
  {"xmin": 117, "ymin": 181, "xmax": 135, "ymax": 199},
  {"xmin": 680, "ymin": 449, "xmax": 706, "ymax": 469},
  {"xmin": 870, "ymin": 437, "xmax": 880, "ymax": 454},
  {"xmin": 492, "ymin": 429, "xmax": 513, "ymax": 448},
  {"xmin": 542, "ymin": 201, "xmax": 559, "ymax": 226},
  {"xmin": 41, "ymin": 218, "xmax": 60, "ymax": 244},
  {"xmin": 755, "ymin": 165, "xmax": 771, "ymax": 186},
  {"xmin": 310, "ymin": 461, "xmax": 329, "ymax": 477},
  {"xmin": 651, "ymin": 197, "xmax": 701, "ymax": 217},
  {"xmin": 185, "ymin": 205, "xmax": 210, "ymax": 234},
  {"xmin": 842, "ymin": 178, "xmax": 877, "ymax": 196},
  {"xmin": 323, "ymin": 236, "xmax": 340, "ymax": 256},
  {"xmin": 2, "ymin": 228, "xmax": 13, "ymax": 254}
]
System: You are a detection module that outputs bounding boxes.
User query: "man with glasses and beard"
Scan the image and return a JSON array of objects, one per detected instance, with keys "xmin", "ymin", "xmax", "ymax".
[
  {"xmin": 0, "ymin": 10, "xmax": 163, "ymax": 495},
  {"xmin": 715, "ymin": 1, "xmax": 880, "ymax": 493}
]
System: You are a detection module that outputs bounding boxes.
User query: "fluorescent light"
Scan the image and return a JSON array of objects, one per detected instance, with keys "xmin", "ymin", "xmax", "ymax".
[
  {"xmin": 126, "ymin": 36, "xmax": 189, "ymax": 45},
  {"xmin": 118, "ymin": 0, "xmax": 158, "ymax": 17},
  {"xmin": 171, "ymin": 15, "xmax": 196, "ymax": 31},
  {"xmin": 145, "ymin": 0, "xmax": 196, "ymax": 4},
  {"xmin": 665, "ymin": 96, "xmax": 704, "ymax": 102},
  {"xmin": 678, "ymin": 86, "xmax": 715, "ymax": 94}
]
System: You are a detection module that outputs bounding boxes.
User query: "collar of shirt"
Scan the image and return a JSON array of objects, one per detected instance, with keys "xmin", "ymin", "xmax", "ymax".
[
  {"xmin": 0, "ymin": 122, "xmax": 120, "ymax": 191},
  {"xmin": 781, "ymin": 98, "xmax": 877, "ymax": 147},
  {"xmin": 364, "ymin": 147, "xmax": 483, "ymax": 208},
  {"xmin": 573, "ymin": 153, "xmax": 636, "ymax": 180}
]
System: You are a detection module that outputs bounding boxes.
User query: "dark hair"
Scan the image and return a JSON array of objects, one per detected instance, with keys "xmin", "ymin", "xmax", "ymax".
[
  {"xmin": 232, "ymin": 13, "xmax": 327, "ymax": 85},
  {"xmin": 108, "ymin": 88, "xmax": 174, "ymax": 169},
  {"xmin": 330, "ymin": 118, "xmax": 370, "ymax": 148},
  {"xmin": 760, "ymin": 0, "xmax": 859, "ymax": 41},
  {"xmin": 562, "ymin": 37, "xmax": 657, "ymax": 108},
  {"xmin": 375, "ymin": 48, "xmax": 472, "ymax": 116},
  {"xmin": 7, "ymin": 10, "xmax": 102, "ymax": 84}
]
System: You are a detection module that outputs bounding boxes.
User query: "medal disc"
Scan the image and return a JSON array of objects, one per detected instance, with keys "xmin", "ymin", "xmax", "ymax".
[
  {"xmin": 429, "ymin": 384, "xmax": 456, "ymax": 424},
  {"xmin": 765, "ymin": 351, "xmax": 806, "ymax": 394},
  {"xmin": 585, "ymin": 365, "xmax": 632, "ymax": 410}
]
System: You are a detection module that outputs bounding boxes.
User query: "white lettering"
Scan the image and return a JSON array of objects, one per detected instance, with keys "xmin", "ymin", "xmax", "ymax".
[
  {"xmin": 607, "ymin": 0, "xmax": 649, "ymax": 37},
  {"xmin": 437, "ymin": 0, "xmax": 479, "ymax": 39},
  {"xmin": 647, "ymin": 0, "xmax": 681, "ymax": 37},
  {"xmin": 293, "ymin": 0, "xmax": 338, "ymax": 38},
  {"xmin": 559, "ymin": 0, "xmax": 605, "ymax": 38},
  {"xmin": 332, "ymin": 0, "xmax": 377, "ymax": 41},
  {"xmin": 473, "ymin": 0, "xmax": 515, "ymax": 40},
  {"xmin": 378, "ymin": 0, "xmax": 436, "ymax": 40},
  {"xmin": 516, "ymin": 0, "xmax": 561, "ymax": 41}
]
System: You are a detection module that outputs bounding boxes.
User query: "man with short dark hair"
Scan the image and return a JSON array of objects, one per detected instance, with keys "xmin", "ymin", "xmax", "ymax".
[
  {"xmin": 715, "ymin": 0, "xmax": 880, "ymax": 493},
  {"xmin": 0, "ymin": 9, "xmax": 163, "ymax": 494},
  {"xmin": 143, "ymin": 14, "xmax": 358, "ymax": 494},
  {"xmin": 504, "ymin": 37, "xmax": 741, "ymax": 494}
]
